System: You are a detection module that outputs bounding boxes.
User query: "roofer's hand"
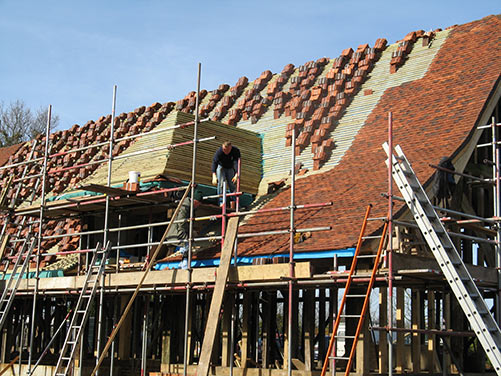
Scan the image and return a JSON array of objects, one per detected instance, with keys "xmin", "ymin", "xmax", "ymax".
[
  {"xmin": 212, "ymin": 173, "xmax": 218, "ymax": 185},
  {"xmin": 231, "ymin": 174, "xmax": 238, "ymax": 184}
]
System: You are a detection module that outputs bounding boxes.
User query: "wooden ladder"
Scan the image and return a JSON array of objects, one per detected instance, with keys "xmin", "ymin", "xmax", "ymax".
[{"xmin": 320, "ymin": 205, "xmax": 388, "ymax": 376}]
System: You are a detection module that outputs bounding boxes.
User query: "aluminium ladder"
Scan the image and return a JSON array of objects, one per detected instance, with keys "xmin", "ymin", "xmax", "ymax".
[
  {"xmin": 383, "ymin": 142, "xmax": 501, "ymax": 375},
  {"xmin": 320, "ymin": 205, "xmax": 388, "ymax": 376},
  {"xmin": 0, "ymin": 140, "xmax": 41, "ymax": 276},
  {"xmin": 54, "ymin": 242, "xmax": 110, "ymax": 376},
  {"xmin": 0, "ymin": 238, "xmax": 36, "ymax": 332}
]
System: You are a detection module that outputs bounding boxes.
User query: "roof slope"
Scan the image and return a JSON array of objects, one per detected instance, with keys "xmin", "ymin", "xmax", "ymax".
[
  {"xmin": 236, "ymin": 14, "xmax": 501, "ymax": 256},
  {"xmin": 0, "ymin": 143, "xmax": 23, "ymax": 167},
  {"xmin": 0, "ymin": 15, "xmax": 499, "ymax": 261}
]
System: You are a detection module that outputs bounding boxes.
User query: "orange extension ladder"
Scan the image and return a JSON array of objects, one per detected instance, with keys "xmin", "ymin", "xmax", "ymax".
[{"xmin": 320, "ymin": 204, "xmax": 388, "ymax": 376}]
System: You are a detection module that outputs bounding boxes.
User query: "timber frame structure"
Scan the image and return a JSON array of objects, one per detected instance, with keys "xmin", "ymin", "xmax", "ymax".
[{"xmin": 0, "ymin": 15, "xmax": 500, "ymax": 376}]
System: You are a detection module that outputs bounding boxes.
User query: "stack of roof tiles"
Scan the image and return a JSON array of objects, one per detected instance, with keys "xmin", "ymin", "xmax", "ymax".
[{"xmin": 0, "ymin": 101, "xmax": 176, "ymax": 261}]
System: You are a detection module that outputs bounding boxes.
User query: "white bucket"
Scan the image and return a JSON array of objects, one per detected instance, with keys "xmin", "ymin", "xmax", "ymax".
[{"xmin": 128, "ymin": 171, "xmax": 141, "ymax": 183}]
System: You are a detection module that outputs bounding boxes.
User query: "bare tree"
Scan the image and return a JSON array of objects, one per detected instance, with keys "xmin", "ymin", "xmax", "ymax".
[{"xmin": 0, "ymin": 100, "xmax": 60, "ymax": 147}]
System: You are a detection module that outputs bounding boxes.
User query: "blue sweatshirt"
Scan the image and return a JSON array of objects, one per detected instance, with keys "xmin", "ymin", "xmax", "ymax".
[{"xmin": 212, "ymin": 146, "xmax": 241, "ymax": 173}]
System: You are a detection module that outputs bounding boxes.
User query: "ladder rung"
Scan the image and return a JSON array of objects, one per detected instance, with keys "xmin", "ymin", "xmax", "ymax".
[
  {"xmin": 62, "ymin": 356, "xmax": 72, "ymax": 360},
  {"xmin": 433, "ymin": 226, "xmax": 445, "ymax": 234},
  {"xmin": 408, "ymin": 181, "xmax": 420, "ymax": 189},
  {"xmin": 356, "ymin": 254, "xmax": 377, "ymax": 258},
  {"xmin": 329, "ymin": 356, "xmax": 350, "ymax": 360},
  {"xmin": 425, "ymin": 214, "xmax": 437, "ymax": 221},
  {"xmin": 76, "ymin": 310, "xmax": 86, "ymax": 314},
  {"xmin": 346, "ymin": 294, "xmax": 366, "ymax": 298},
  {"xmin": 362, "ymin": 235, "xmax": 381, "ymax": 240},
  {"xmin": 340, "ymin": 314, "xmax": 361, "ymax": 318},
  {"xmin": 336, "ymin": 335, "xmax": 356, "ymax": 339},
  {"xmin": 440, "ymin": 244, "xmax": 453, "ymax": 252}
]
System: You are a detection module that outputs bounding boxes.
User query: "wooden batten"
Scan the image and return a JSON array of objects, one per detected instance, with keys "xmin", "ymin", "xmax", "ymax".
[
  {"xmin": 75, "ymin": 111, "xmax": 263, "ymax": 195},
  {"xmin": 164, "ymin": 112, "xmax": 262, "ymax": 194}
]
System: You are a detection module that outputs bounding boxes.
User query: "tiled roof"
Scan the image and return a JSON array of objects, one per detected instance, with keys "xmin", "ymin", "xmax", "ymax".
[
  {"xmin": 0, "ymin": 103, "xmax": 174, "ymax": 256},
  {"xmin": 235, "ymin": 14, "xmax": 501, "ymax": 256},
  {"xmin": 0, "ymin": 15, "xmax": 499, "ymax": 261},
  {"xmin": 0, "ymin": 143, "xmax": 23, "ymax": 167}
]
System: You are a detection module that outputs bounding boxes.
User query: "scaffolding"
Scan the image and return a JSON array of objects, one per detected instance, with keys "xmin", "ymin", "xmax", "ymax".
[
  {"xmin": 0, "ymin": 66, "xmax": 499, "ymax": 375},
  {"xmin": 0, "ymin": 66, "xmax": 333, "ymax": 376},
  {"xmin": 381, "ymin": 115, "xmax": 501, "ymax": 375}
]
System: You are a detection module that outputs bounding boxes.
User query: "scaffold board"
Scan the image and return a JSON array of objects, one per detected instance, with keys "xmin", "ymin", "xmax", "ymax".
[{"xmin": 196, "ymin": 216, "xmax": 240, "ymax": 376}]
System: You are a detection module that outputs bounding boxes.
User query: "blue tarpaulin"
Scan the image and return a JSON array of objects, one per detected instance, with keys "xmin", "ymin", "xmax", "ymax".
[{"xmin": 154, "ymin": 247, "xmax": 356, "ymax": 270}]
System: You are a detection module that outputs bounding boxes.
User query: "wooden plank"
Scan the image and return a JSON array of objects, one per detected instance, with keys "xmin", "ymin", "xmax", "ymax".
[
  {"xmin": 395, "ymin": 288, "xmax": 405, "ymax": 372},
  {"xmin": 378, "ymin": 288, "xmax": 388, "ymax": 373},
  {"xmin": 0, "ymin": 176, "xmax": 13, "ymax": 207},
  {"xmin": 161, "ymin": 331, "xmax": 171, "ymax": 369},
  {"xmin": 355, "ymin": 320, "xmax": 371, "ymax": 374},
  {"xmin": 196, "ymin": 216, "xmax": 239, "ymax": 376},
  {"xmin": 318, "ymin": 289, "xmax": 326, "ymax": 366},
  {"xmin": 391, "ymin": 252, "xmax": 497, "ymax": 285},
  {"xmin": 78, "ymin": 183, "xmax": 131, "ymax": 196},
  {"xmin": 15, "ymin": 262, "xmax": 312, "ymax": 292},
  {"xmin": 427, "ymin": 291, "xmax": 440, "ymax": 372},
  {"xmin": 0, "ymin": 355, "xmax": 19, "ymax": 376},
  {"xmin": 77, "ymin": 111, "xmax": 263, "ymax": 195},
  {"xmin": 229, "ymin": 262, "xmax": 311, "ymax": 281},
  {"xmin": 241, "ymin": 293, "xmax": 250, "ymax": 369},
  {"xmin": 118, "ymin": 295, "xmax": 132, "ymax": 359},
  {"xmin": 261, "ymin": 292, "xmax": 271, "ymax": 368},
  {"xmin": 411, "ymin": 290, "xmax": 421, "ymax": 373},
  {"xmin": 303, "ymin": 290, "xmax": 314, "ymax": 371},
  {"xmin": 0, "ymin": 235, "xmax": 9, "ymax": 262},
  {"xmin": 291, "ymin": 358, "xmax": 305, "ymax": 370},
  {"xmin": 221, "ymin": 293, "xmax": 234, "ymax": 367}
]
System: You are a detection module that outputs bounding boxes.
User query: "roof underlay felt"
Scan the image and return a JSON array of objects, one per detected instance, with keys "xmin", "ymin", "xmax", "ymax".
[{"xmin": 235, "ymin": 14, "xmax": 501, "ymax": 257}]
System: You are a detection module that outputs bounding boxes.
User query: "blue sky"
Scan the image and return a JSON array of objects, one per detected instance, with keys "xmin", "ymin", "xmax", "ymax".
[{"xmin": 0, "ymin": 1, "xmax": 499, "ymax": 131}]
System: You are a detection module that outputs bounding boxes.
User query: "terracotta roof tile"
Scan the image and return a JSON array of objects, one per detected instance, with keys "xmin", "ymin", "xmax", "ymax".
[
  {"xmin": 0, "ymin": 143, "xmax": 23, "ymax": 167},
  {"xmin": 235, "ymin": 14, "xmax": 501, "ymax": 256},
  {"xmin": 2, "ymin": 15, "xmax": 500, "ymax": 263}
]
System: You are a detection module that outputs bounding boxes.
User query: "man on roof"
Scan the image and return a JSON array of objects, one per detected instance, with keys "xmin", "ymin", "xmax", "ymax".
[
  {"xmin": 164, "ymin": 190, "xmax": 203, "ymax": 269},
  {"xmin": 211, "ymin": 141, "xmax": 241, "ymax": 208}
]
